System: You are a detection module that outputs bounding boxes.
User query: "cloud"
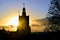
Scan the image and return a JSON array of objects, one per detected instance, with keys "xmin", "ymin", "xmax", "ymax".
[
  {"xmin": 31, "ymin": 18, "xmax": 48, "ymax": 32},
  {"xmin": 31, "ymin": 24, "xmax": 41, "ymax": 27}
]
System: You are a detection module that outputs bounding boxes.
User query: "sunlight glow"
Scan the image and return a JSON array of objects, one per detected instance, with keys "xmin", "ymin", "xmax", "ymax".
[{"xmin": 7, "ymin": 16, "xmax": 18, "ymax": 27}]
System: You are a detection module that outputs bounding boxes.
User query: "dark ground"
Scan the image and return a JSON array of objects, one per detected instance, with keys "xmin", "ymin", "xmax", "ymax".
[{"xmin": 0, "ymin": 32, "xmax": 60, "ymax": 40}]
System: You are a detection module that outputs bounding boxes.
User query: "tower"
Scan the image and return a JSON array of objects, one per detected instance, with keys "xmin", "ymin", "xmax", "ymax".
[{"xmin": 17, "ymin": 3, "xmax": 31, "ymax": 35}]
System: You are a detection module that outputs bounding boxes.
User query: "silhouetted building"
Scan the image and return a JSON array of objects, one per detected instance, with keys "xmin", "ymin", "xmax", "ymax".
[{"xmin": 17, "ymin": 3, "xmax": 31, "ymax": 36}]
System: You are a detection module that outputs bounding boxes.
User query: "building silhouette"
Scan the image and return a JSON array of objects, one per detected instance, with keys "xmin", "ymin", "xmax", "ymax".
[{"xmin": 17, "ymin": 3, "xmax": 31, "ymax": 36}]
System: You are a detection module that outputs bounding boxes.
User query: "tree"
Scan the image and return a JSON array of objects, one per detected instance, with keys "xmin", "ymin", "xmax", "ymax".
[{"xmin": 45, "ymin": 0, "xmax": 60, "ymax": 32}]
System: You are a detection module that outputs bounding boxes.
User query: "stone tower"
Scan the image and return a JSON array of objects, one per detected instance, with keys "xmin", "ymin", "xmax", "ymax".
[{"xmin": 17, "ymin": 3, "xmax": 31, "ymax": 35}]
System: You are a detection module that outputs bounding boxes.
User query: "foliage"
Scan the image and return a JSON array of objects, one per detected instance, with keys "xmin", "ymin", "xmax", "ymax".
[{"xmin": 45, "ymin": 0, "xmax": 60, "ymax": 32}]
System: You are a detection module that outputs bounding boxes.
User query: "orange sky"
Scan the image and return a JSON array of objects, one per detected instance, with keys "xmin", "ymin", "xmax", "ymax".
[
  {"xmin": 0, "ymin": 9, "xmax": 46, "ymax": 32},
  {"xmin": 0, "ymin": 8, "xmax": 36, "ymax": 26}
]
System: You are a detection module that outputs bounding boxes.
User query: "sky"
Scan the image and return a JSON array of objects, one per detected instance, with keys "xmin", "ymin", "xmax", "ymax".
[{"xmin": 0, "ymin": 0, "xmax": 50, "ymax": 32}]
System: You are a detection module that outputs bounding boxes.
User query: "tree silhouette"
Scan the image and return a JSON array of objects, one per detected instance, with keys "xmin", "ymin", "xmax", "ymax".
[{"xmin": 45, "ymin": 0, "xmax": 60, "ymax": 32}]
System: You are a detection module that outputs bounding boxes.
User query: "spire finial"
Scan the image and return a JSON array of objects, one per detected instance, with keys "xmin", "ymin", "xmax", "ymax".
[{"xmin": 23, "ymin": 3, "xmax": 25, "ymax": 8}]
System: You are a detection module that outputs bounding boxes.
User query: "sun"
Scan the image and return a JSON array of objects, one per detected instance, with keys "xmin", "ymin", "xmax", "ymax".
[{"xmin": 7, "ymin": 16, "xmax": 18, "ymax": 27}]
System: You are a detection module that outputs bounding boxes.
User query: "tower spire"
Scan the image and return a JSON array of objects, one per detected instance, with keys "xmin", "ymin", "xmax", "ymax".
[
  {"xmin": 23, "ymin": 3, "xmax": 25, "ymax": 8},
  {"xmin": 22, "ymin": 3, "xmax": 26, "ymax": 16}
]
